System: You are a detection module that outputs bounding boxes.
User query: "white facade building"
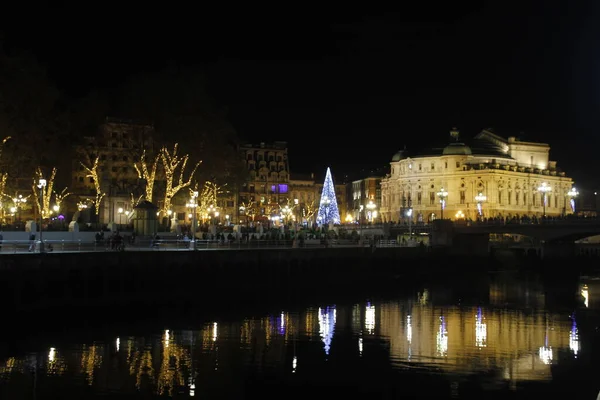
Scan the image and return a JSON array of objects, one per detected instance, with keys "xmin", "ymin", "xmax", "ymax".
[{"xmin": 380, "ymin": 129, "xmax": 574, "ymax": 222}]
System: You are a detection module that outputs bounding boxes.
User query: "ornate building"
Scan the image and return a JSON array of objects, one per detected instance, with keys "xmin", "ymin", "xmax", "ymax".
[
  {"xmin": 350, "ymin": 176, "xmax": 382, "ymax": 224},
  {"xmin": 380, "ymin": 129, "xmax": 574, "ymax": 223},
  {"xmin": 71, "ymin": 117, "xmax": 156, "ymax": 224}
]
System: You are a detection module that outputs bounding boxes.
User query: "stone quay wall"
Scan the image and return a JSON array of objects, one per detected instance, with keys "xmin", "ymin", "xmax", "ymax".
[{"xmin": 0, "ymin": 247, "xmax": 444, "ymax": 315}]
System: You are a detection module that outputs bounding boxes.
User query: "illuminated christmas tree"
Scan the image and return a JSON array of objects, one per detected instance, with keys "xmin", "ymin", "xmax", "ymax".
[{"xmin": 316, "ymin": 167, "xmax": 340, "ymax": 225}]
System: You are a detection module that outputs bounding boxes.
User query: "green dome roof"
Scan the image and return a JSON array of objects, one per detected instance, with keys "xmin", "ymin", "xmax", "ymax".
[
  {"xmin": 442, "ymin": 143, "xmax": 472, "ymax": 156},
  {"xmin": 391, "ymin": 150, "xmax": 407, "ymax": 161}
]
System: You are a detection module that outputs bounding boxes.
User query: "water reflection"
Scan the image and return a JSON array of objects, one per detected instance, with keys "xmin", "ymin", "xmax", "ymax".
[{"xmin": 0, "ymin": 289, "xmax": 585, "ymax": 397}]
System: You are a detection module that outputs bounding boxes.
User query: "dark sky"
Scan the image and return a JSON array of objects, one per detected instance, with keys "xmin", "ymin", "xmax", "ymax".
[{"xmin": 2, "ymin": 3, "xmax": 600, "ymax": 186}]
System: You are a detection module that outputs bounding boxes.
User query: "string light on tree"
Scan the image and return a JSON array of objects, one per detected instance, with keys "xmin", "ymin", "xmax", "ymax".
[
  {"xmin": 80, "ymin": 156, "xmax": 105, "ymax": 216},
  {"xmin": 160, "ymin": 144, "xmax": 201, "ymax": 216},
  {"xmin": 53, "ymin": 188, "xmax": 71, "ymax": 215},
  {"xmin": 134, "ymin": 150, "xmax": 160, "ymax": 203},
  {"xmin": 316, "ymin": 167, "xmax": 341, "ymax": 225},
  {"xmin": 32, "ymin": 167, "xmax": 56, "ymax": 219}
]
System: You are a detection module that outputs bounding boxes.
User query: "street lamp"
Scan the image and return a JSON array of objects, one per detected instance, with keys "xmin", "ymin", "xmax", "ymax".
[
  {"xmin": 366, "ymin": 200, "xmax": 376, "ymax": 223},
  {"xmin": 118, "ymin": 207, "xmax": 124, "ymax": 229},
  {"xmin": 538, "ymin": 182, "xmax": 552, "ymax": 217},
  {"xmin": 187, "ymin": 191, "xmax": 199, "ymax": 248},
  {"xmin": 567, "ymin": 187, "xmax": 579, "ymax": 214},
  {"xmin": 406, "ymin": 207, "xmax": 413, "ymax": 240},
  {"xmin": 475, "ymin": 192, "xmax": 487, "ymax": 218},
  {"xmin": 437, "ymin": 187, "xmax": 448, "ymax": 220},
  {"xmin": 37, "ymin": 178, "xmax": 47, "ymax": 253}
]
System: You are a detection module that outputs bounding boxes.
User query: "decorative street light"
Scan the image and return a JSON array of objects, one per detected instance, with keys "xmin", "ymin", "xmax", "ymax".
[
  {"xmin": 567, "ymin": 187, "xmax": 579, "ymax": 214},
  {"xmin": 406, "ymin": 207, "xmax": 413, "ymax": 240},
  {"xmin": 366, "ymin": 200, "xmax": 376, "ymax": 223},
  {"xmin": 437, "ymin": 187, "xmax": 448, "ymax": 220},
  {"xmin": 538, "ymin": 182, "xmax": 552, "ymax": 217},
  {"xmin": 187, "ymin": 191, "xmax": 199, "ymax": 249},
  {"xmin": 455, "ymin": 210, "xmax": 465, "ymax": 219},
  {"xmin": 474, "ymin": 192, "xmax": 487, "ymax": 218},
  {"xmin": 118, "ymin": 207, "xmax": 124, "ymax": 229},
  {"xmin": 37, "ymin": 178, "xmax": 47, "ymax": 253}
]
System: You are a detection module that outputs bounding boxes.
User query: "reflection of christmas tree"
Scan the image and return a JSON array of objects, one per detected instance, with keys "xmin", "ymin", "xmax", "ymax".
[{"xmin": 317, "ymin": 167, "xmax": 341, "ymax": 225}]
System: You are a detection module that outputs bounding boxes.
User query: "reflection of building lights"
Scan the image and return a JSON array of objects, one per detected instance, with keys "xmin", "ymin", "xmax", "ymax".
[
  {"xmin": 279, "ymin": 312, "xmax": 286, "ymax": 335},
  {"xmin": 538, "ymin": 346, "xmax": 553, "ymax": 364},
  {"xmin": 292, "ymin": 356, "xmax": 297, "ymax": 373},
  {"xmin": 365, "ymin": 303, "xmax": 375, "ymax": 334},
  {"xmin": 358, "ymin": 336, "xmax": 363, "ymax": 356},
  {"xmin": 318, "ymin": 306, "xmax": 337, "ymax": 355},
  {"xmin": 406, "ymin": 315, "xmax": 412, "ymax": 344},
  {"xmin": 164, "ymin": 330, "xmax": 170, "ymax": 348},
  {"xmin": 190, "ymin": 383, "xmax": 195, "ymax": 397},
  {"xmin": 212, "ymin": 322, "xmax": 218, "ymax": 342},
  {"xmin": 475, "ymin": 308, "xmax": 487, "ymax": 348},
  {"xmin": 48, "ymin": 347, "xmax": 56, "ymax": 362},
  {"xmin": 570, "ymin": 316, "xmax": 580, "ymax": 357},
  {"xmin": 436, "ymin": 316, "xmax": 448, "ymax": 357},
  {"xmin": 581, "ymin": 285, "xmax": 589, "ymax": 308},
  {"xmin": 116, "ymin": 337, "xmax": 120, "ymax": 352}
]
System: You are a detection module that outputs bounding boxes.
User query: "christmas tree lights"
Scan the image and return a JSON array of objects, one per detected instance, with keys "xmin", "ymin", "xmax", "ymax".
[
  {"xmin": 159, "ymin": 144, "xmax": 201, "ymax": 215},
  {"xmin": 32, "ymin": 167, "xmax": 56, "ymax": 218},
  {"xmin": 316, "ymin": 167, "xmax": 340, "ymax": 225},
  {"xmin": 80, "ymin": 156, "xmax": 105, "ymax": 215},
  {"xmin": 133, "ymin": 150, "xmax": 159, "ymax": 204}
]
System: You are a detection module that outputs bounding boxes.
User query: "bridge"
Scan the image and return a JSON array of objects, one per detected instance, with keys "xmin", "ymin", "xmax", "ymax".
[
  {"xmin": 424, "ymin": 219, "xmax": 600, "ymax": 257},
  {"xmin": 451, "ymin": 220, "xmax": 600, "ymax": 243}
]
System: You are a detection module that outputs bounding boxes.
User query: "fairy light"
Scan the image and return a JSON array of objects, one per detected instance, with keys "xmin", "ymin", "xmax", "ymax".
[
  {"xmin": 81, "ymin": 156, "xmax": 105, "ymax": 215},
  {"xmin": 160, "ymin": 144, "xmax": 201, "ymax": 215},
  {"xmin": 134, "ymin": 150, "xmax": 160, "ymax": 203},
  {"xmin": 32, "ymin": 167, "xmax": 57, "ymax": 218}
]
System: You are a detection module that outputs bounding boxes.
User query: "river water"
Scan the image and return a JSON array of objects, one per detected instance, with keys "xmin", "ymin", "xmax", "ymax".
[{"xmin": 0, "ymin": 270, "xmax": 598, "ymax": 399}]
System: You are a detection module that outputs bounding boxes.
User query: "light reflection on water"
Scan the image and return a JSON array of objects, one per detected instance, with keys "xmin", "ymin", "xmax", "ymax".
[{"xmin": 0, "ymin": 279, "xmax": 591, "ymax": 398}]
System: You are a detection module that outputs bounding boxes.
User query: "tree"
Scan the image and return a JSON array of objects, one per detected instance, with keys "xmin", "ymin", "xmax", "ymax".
[
  {"xmin": 53, "ymin": 188, "xmax": 71, "ymax": 215},
  {"xmin": 159, "ymin": 144, "xmax": 201, "ymax": 215},
  {"xmin": 316, "ymin": 167, "xmax": 341, "ymax": 225},
  {"xmin": 31, "ymin": 167, "xmax": 56, "ymax": 219},
  {"xmin": 302, "ymin": 200, "xmax": 318, "ymax": 225},
  {"xmin": 80, "ymin": 156, "xmax": 105, "ymax": 216},
  {"xmin": 134, "ymin": 149, "xmax": 159, "ymax": 203}
]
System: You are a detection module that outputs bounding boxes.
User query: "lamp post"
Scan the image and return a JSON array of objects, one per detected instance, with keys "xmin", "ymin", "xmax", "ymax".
[
  {"xmin": 437, "ymin": 187, "xmax": 448, "ymax": 220},
  {"xmin": 567, "ymin": 187, "xmax": 579, "ymax": 215},
  {"xmin": 187, "ymin": 191, "xmax": 199, "ymax": 248},
  {"xmin": 475, "ymin": 192, "xmax": 487, "ymax": 219},
  {"xmin": 366, "ymin": 200, "xmax": 376, "ymax": 224},
  {"xmin": 406, "ymin": 208, "xmax": 413, "ymax": 240},
  {"xmin": 538, "ymin": 182, "xmax": 552, "ymax": 217},
  {"xmin": 118, "ymin": 207, "xmax": 124, "ymax": 230},
  {"xmin": 37, "ymin": 178, "xmax": 47, "ymax": 253}
]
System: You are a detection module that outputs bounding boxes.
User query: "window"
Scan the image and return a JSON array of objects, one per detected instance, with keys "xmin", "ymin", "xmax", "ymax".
[
  {"xmin": 122, "ymin": 167, "xmax": 128, "ymax": 173},
  {"xmin": 429, "ymin": 192, "xmax": 435, "ymax": 205},
  {"xmin": 498, "ymin": 191, "xmax": 503, "ymax": 204},
  {"xmin": 112, "ymin": 155, "xmax": 117, "ymax": 161},
  {"xmin": 279, "ymin": 184, "xmax": 288, "ymax": 194},
  {"xmin": 270, "ymin": 185, "xmax": 277, "ymax": 193},
  {"xmin": 123, "ymin": 156, "xmax": 128, "ymax": 162},
  {"xmin": 430, "ymin": 163, "xmax": 435, "ymax": 170},
  {"xmin": 78, "ymin": 177, "xmax": 83, "ymax": 182},
  {"xmin": 523, "ymin": 193, "xmax": 528, "ymax": 205},
  {"xmin": 508, "ymin": 191, "xmax": 512, "ymax": 205},
  {"xmin": 100, "ymin": 155, "xmax": 107, "ymax": 161},
  {"xmin": 417, "ymin": 192, "xmax": 422, "ymax": 205},
  {"xmin": 515, "ymin": 193, "xmax": 519, "ymax": 205},
  {"xmin": 89, "ymin": 177, "xmax": 94, "ymax": 183},
  {"xmin": 460, "ymin": 191, "xmax": 465, "ymax": 204},
  {"xmin": 445, "ymin": 161, "xmax": 448, "ymax": 169},
  {"xmin": 419, "ymin": 164, "xmax": 422, "ymax": 171},
  {"xmin": 456, "ymin": 161, "xmax": 460, "ymax": 168}
]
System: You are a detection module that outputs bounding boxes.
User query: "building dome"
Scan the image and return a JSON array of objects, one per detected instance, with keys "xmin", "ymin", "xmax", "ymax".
[
  {"xmin": 391, "ymin": 149, "xmax": 407, "ymax": 161},
  {"xmin": 442, "ymin": 143, "xmax": 472, "ymax": 156}
]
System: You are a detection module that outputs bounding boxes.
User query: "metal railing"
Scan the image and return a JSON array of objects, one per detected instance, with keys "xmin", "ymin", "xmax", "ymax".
[{"xmin": 0, "ymin": 239, "xmax": 419, "ymax": 253}]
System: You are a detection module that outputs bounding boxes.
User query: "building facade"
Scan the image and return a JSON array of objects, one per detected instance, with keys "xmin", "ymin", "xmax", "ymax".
[
  {"xmin": 71, "ymin": 117, "xmax": 156, "ymax": 224},
  {"xmin": 349, "ymin": 177, "xmax": 382, "ymax": 223},
  {"xmin": 380, "ymin": 129, "xmax": 574, "ymax": 223}
]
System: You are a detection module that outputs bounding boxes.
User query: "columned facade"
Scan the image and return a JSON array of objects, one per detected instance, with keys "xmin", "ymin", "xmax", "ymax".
[{"xmin": 380, "ymin": 129, "xmax": 574, "ymax": 223}]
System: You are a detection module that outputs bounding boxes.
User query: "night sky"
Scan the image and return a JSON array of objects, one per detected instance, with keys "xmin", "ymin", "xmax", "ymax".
[{"xmin": 2, "ymin": 3, "xmax": 599, "ymax": 186}]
